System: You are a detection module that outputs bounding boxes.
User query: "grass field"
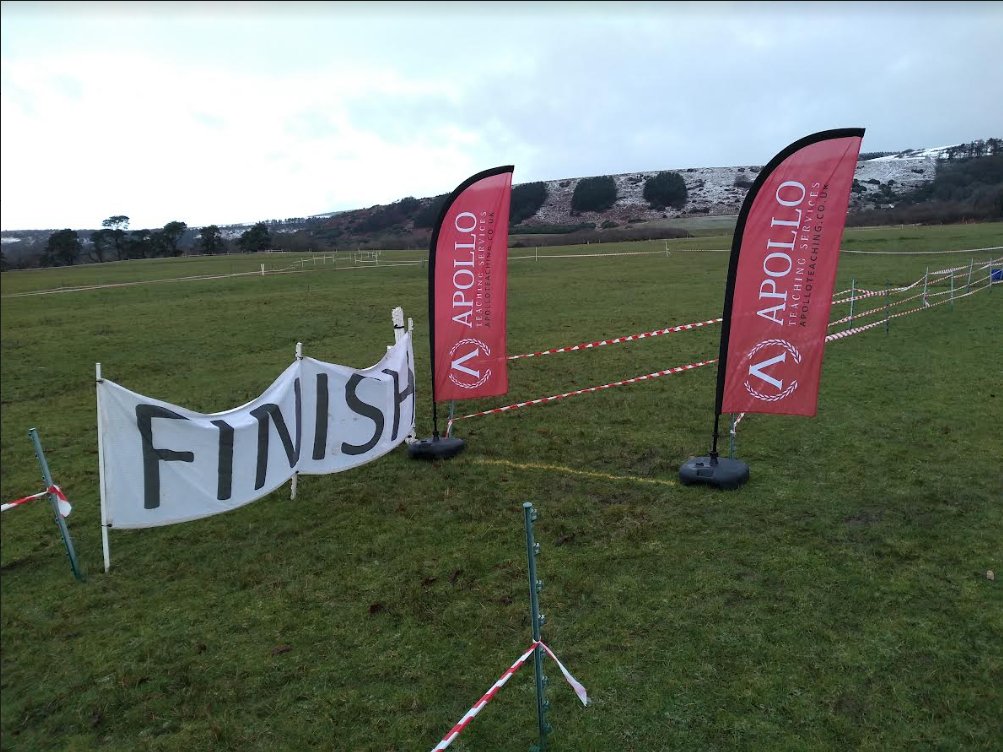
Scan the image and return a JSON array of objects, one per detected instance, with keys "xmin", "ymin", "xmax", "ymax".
[{"xmin": 1, "ymin": 223, "xmax": 1001, "ymax": 751}]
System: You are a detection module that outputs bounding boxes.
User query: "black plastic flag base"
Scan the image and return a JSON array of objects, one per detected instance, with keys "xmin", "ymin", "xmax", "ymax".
[
  {"xmin": 679, "ymin": 456, "xmax": 750, "ymax": 490},
  {"xmin": 407, "ymin": 435, "xmax": 466, "ymax": 461}
]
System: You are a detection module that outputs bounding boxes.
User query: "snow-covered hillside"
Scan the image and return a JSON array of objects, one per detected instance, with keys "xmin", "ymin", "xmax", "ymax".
[{"xmin": 527, "ymin": 148, "xmax": 950, "ymax": 227}]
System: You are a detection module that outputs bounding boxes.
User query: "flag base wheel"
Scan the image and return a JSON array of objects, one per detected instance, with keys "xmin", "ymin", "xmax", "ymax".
[
  {"xmin": 407, "ymin": 435, "xmax": 466, "ymax": 461},
  {"xmin": 679, "ymin": 456, "xmax": 749, "ymax": 490}
]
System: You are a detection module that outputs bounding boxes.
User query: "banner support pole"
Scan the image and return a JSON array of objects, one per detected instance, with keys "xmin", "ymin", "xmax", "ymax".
[
  {"xmin": 406, "ymin": 316, "xmax": 417, "ymax": 443},
  {"xmin": 290, "ymin": 342, "xmax": 303, "ymax": 500},
  {"xmin": 710, "ymin": 412, "xmax": 722, "ymax": 461},
  {"xmin": 524, "ymin": 502, "xmax": 550, "ymax": 751},
  {"xmin": 446, "ymin": 401, "xmax": 457, "ymax": 437},
  {"xmin": 96, "ymin": 362, "xmax": 111, "ymax": 573},
  {"xmin": 29, "ymin": 428, "xmax": 84, "ymax": 581},
  {"xmin": 391, "ymin": 309, "xmax": 418, "ymax": 444}
]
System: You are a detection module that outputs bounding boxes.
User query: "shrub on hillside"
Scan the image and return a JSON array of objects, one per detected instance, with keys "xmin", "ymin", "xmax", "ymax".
[
  {"xmin": 643, "ymin": 171, "xmax": 688, "ymax": 209},
  {"xmin": 510, "ymin": 182, "xmax": 548, "ymax": 224},
  {"xmin": 571, "ymin": 176, "xmax": 618, "ymax": 213}
]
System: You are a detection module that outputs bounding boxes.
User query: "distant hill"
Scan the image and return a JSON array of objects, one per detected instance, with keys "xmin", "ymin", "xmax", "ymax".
[
  {"xmin": 259, "ymin": 140, "xmax": 999, "ymax": 252},
  {"xmin": 3, "ymin": 139, "xmax": 1000, "ymax": 267}
]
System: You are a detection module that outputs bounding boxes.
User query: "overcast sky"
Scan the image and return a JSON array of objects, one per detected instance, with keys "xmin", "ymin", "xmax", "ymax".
[{"xmin": 2, "ymin": 1, "xmax": 1001, "ymax": 232}]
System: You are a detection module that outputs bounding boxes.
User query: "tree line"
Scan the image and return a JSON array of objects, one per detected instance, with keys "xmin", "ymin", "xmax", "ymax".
[{"xmin": 9, "ymin": 217, "xmax": 276, "ymax": 270}]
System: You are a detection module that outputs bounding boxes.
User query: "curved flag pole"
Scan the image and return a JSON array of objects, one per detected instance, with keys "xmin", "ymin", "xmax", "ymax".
[
  {"xmin": 680, "ymin": 128, "xmax": 865, "ymax": 489},
  {"xmin": 409, "ymin": 166, "xmax": 517, "ymax": 459}
]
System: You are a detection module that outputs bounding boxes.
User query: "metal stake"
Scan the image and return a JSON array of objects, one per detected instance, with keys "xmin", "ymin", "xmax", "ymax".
[
  {"xmin": 524, "ymin": 502, "xmax": 550, "ymax": 750},
  {"xmin": 29, "ymin": 428, "xmax": 84, "ymax": 581}
]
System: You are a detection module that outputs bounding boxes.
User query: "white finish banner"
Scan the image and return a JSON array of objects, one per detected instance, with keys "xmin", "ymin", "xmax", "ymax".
[{"xmin": 98, "ymin": 333, "xmax": 415, "ymax": 528}]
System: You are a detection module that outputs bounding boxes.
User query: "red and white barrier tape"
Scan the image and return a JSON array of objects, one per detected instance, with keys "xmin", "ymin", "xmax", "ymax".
[
  {"xmin": 829, "ymin": 289, "xmax": 929, "ymax": 327},
  {"xmin": 539, "ymin": 642, "xmax": 589, "ymax": 706},
  {"xmin": 504, "ymin": 260, "xmax": 999, "ymax": 361},
  {"xmin": 507, "ymin": 317, "xmax": 721, "ymax": 361},
  {"xmin": 448, "ymin": 358, "xmax": 717, "ymax": 432},
  {"xmin": 449, "ymin": 261, "xmax": 995, "ymax": 434},
  {"xmin": 431, "ymin": 641, "xmax": 587, "ymax": 751},
  {"xmin": 832, "ymin": 259, "xmax": 1000, "ymax": 305},
  {"xmin": 731, "ymin": 278, "xmax": 992, "ymax": 442},
  {"xmin": 1, "ymin": 490, "xmax": 47, "ymax": 512},
  {"xmin": 833, "ymin": 277, "xmax": 931, "ymax": 304},
  {"xmin": 49, "ymin": 484, "xmax": 73, "ymax": 517},
  {"xmin": 1, "ymin": 485, "xmax": 72, "ymax": 517},
  {"xmin": 825, "ymin": 279, "xmax": 987, "ymax": 343},
  {"xmin": 931, "ymin": 260, "xmax": 988, "ymax": 276}
]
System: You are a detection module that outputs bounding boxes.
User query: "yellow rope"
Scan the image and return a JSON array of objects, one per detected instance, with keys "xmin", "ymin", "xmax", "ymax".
[{"xmin": 472, "ymin": 457, "xmax": 677, "ymax": 487}]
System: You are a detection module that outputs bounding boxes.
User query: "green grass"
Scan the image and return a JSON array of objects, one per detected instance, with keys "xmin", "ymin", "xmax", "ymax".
[{"xmin": 2, "ymin": 224, "xmax": 1001, "ymax": 751}]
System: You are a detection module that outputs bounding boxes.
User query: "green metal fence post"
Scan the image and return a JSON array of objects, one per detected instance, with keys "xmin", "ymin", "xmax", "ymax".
[
  {"xmin": 922, "ymin": 267, "xmax": 929, "ymax": 306},
  {"xmin": 950, "ymin": 272, "xmax": 955, "ymax": 310},
  {"xmin": 966, "ymin": 257, "xmax": 974, "ymax": 291},
  {"xmin": 524, "ymin": 502, "xmax": 550, "ymax": 751},
  {"xmin": 28, "ymin": 428, "xmax": 84, "ymax": 582}
]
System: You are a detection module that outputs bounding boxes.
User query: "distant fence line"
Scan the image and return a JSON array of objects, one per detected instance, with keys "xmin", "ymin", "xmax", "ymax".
[{"xmin": 4, "ymin": 246, "xmax": 1001, "ymax": 299}]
